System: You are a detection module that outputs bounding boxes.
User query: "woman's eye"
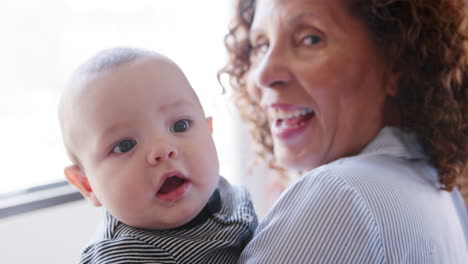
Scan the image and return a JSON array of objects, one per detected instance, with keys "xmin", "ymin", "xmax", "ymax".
[
  {"xmin": 170, "ymin": 119, "xmax": 192, "ymax": 133},
  {"xmin": 112, "ymin": 139, "xmax": 137, "ymax": 153},
  {"xmin": 250, "ymin": 42, "xmax": 269, "ymax": 59},
  {"xmin": 252, "ymin": 42, "xmax": 268, "ymax": 53},
  {"xmin": 300, "ymin": 35, "xmax": 322, "ymax": 46}
]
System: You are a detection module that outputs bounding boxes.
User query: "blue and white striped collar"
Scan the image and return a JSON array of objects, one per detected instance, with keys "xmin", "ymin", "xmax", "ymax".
[{"xmin": 359, "ymin": 126, "xmax": 427, "ymax": 161}]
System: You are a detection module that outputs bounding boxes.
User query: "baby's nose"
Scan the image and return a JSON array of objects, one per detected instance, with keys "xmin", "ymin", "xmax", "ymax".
[{"xmin": 148, "ymin": 142, "xmax": 177, "ymax": 165}]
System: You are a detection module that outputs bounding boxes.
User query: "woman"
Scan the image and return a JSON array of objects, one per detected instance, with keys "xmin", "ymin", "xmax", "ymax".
[{"xmin": 221, "ymin": 0, "xmax": 468, "ymax": 262}]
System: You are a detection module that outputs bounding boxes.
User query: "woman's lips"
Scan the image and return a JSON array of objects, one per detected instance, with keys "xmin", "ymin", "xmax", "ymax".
[
  {"xmin": 155, "ymin": 170, "xmax": 191, "ymax": 203},
  {"xmin": 271, "ymin": 116, "xmax": 314, "ymax": 139},
  {"xmin": 268, "ymin": 105, "xmax": 315, "ymax": 139}
]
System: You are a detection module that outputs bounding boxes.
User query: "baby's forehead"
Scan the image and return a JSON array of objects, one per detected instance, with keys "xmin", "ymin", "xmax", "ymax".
[
  {"xmin": 67, "ymin": 57, "xmax": 175, "ymax": 94},
  {"xmin": 66, "ymin": 49, "xmax": 178, "ymax": 93},
  {"xmin": 63, "ymin": 57, "xmax": 203, "ymax": 116}
]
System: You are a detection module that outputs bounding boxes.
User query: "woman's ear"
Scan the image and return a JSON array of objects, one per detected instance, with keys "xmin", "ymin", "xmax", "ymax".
[
  {"xmin": 64, "ymin": 165, "xmax": 102, "ymax": 207},
  {"xmin": 206, "ymin": 117, "xmax": 213, "ymax": 133}
]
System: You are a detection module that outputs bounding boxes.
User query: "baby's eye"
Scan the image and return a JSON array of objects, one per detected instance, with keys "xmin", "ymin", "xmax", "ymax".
[
  {"xmin": 170, "ymin": 119, "xmax": 192, "ymax": 133},
  {"xmin": 112, "ymin": 139, "xmax": 137, "ymax": 153},
  {"xmin": 300, "ymin": 35, "xmax": 322, "ymax": 46}
]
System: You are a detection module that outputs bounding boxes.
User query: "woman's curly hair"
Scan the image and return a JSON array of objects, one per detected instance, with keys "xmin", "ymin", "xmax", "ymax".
[{"xmin": 219, "ymin": 0, "xmax": 468, "ymax": 197}]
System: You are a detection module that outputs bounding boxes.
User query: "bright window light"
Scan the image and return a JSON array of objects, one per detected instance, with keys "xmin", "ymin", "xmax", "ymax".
[{"xmin": 0, "ymin": 0, "xmax": 234, "ymax": 194}]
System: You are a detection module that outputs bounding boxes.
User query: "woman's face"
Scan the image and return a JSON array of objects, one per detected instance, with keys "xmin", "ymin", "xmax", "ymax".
[{"xmin": 247, "ymin": 0, "xmax": 397, "ymax": 171}]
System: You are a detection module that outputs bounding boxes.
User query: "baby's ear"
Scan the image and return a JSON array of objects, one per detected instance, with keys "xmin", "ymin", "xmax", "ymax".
[
  {"xmin": 64, "ymin": 165, "xmax": 102, "ymax": 207},
  {"xmin": 206, "ymin": 116, "xmax": 213, "ymax": 133}
]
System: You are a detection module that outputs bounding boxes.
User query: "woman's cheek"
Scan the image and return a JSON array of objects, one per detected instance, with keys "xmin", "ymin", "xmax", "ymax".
[{"xmin": 246, "ymin": 72, "xmax": 262, "ymax": 103}]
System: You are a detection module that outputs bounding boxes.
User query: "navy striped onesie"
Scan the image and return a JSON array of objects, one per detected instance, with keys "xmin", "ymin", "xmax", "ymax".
[{"xmin": 79, "ymin": 177, "xmax": 257, "ymax": 264}]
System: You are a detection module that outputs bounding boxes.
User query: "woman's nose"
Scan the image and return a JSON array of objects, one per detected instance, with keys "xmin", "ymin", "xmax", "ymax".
[
  {"xmin": 147, "ymin": 141, "xmax": 177, "ymax": 165},
  {"xmin": 253, "ymin": 45, "xmax": 292, "ymax": 90}
]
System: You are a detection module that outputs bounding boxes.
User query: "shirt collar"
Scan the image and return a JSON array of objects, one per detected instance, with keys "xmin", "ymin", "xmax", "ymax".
[
  {"xmin": 359, "ymin": 126, "xmax": 427, "ymax": 161},
  {"xmin": 172, "ymin": 188, "xmax": 221, "ymax": 230}
]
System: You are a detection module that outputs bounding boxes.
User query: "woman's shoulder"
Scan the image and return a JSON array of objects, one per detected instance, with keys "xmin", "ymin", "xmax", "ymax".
[
  {"xmin": 296, "ymin": 150, "xmax": 438, "ymax": 220},
  {"xmin": 242, "ymin": 166, "xmax": 386, "ymax": 263},
  {"xmin": 273, "ymin": 151, "xmax": 440, "ymax": 239},
  {"xmin": 266, "ymin": 166, "xmax": 376, "ymax": 229},
  {"xmin": 302, "ymin": 126, "xmax": 441, "ymax": 206},
  {"xmin": 316, "ymin": 143, "xmax": 439, "ymax": 203},
  {"xmin": 248, "ymin": 155, "xmax": 466, "ymax": 263}
]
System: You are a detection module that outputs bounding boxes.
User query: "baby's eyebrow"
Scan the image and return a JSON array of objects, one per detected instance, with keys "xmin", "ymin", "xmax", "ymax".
[
  {"xmin": 98, "ymin": 119, "xmax": 135, "ymax": 140},
  {"xmin": 158, "ymin": 98, "xmax": 195, "ymax": 112}
]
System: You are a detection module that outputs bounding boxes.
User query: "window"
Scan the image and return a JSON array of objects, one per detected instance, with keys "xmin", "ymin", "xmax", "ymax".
[{"xmin": 0, "ymin": 0, "xmax": 234, "ymax": 197}]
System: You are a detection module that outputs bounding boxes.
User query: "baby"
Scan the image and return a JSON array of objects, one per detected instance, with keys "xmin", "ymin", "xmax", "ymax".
[{"xmin": 58, "ymin": 47, "xmax": 257, "ymax": 264}]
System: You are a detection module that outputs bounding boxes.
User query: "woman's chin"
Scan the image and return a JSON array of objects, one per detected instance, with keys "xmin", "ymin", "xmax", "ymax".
[{"xmin": 275, "ymin": 154, "xmax": 321, "ymax": 172}]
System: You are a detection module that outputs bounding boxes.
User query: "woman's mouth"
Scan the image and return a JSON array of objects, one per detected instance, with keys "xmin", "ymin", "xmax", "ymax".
[
  {"xmin": 156, "ymin": 171, "xmax": 190, "ymax": 203},
  {"xmin": 269, "ymin": 107, "xmax": 315, "ymax": 138}
]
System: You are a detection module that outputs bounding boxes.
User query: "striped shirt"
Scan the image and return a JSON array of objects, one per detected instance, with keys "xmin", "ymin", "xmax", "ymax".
[
  {"xmin": 80, "ymin": 177, "xmax": 257, "ymax": 264},
  {"xmin": 239, "ymin": 126, "xmax": 468, "ymax": 263}
]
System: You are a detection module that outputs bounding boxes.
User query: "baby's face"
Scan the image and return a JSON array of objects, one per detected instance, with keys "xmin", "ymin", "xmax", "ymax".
[{"xmin": 67, "ymin": 58, "xmax": 219, "ymax": 229}]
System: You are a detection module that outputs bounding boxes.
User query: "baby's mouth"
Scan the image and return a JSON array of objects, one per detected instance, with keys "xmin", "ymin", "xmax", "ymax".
[
  {"xmin": 156, "ymin": 171, "xmax": 190, "ymax": 202},
  {"xmin": 157, "ymin": 176, "xmax": 187, "ymax": 195},
  {"xmin": 270, "ymin": 107, "xmax": 315, "ymax": 129}
]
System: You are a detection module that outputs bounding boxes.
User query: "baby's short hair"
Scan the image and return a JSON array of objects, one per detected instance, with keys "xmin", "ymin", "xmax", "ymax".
[{"xmin": 75, "ymin": 47, "xmax": 164, "ymax": 76}]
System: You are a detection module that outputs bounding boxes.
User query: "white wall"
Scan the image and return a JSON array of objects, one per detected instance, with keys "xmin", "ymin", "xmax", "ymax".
[
  {"xmin": 0, "ymin": 200, "xmax": 102, "ymax": 264},
  {"xmin": 212, "ymin": 96, "xmax": 272, "ymax": 218}
]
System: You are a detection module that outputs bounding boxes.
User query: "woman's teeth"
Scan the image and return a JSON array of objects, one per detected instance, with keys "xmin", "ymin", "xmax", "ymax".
[
  {"xmin": 270, "ymin": 108, "xmax": 315, "ymax": 129},
  {"xmin": 269, "ymin": 108, "xmax": 314, "ymax": 120}
]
